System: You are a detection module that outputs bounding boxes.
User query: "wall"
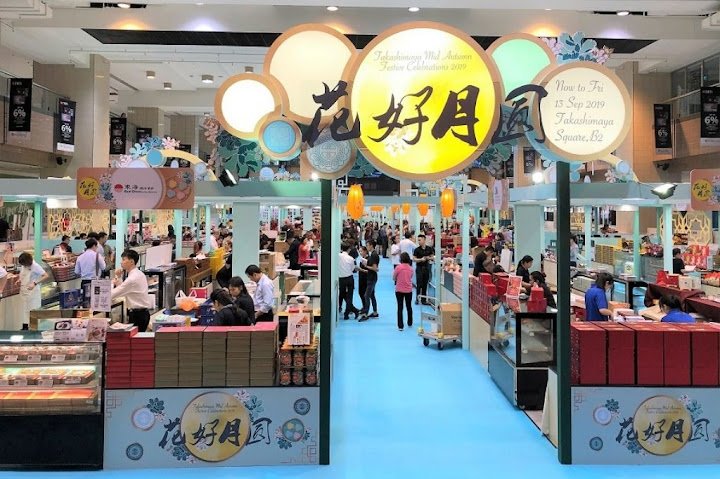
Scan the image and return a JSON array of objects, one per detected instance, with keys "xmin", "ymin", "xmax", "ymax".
[
  {"xmin": 126, "ymin": 107, "xmax": 165, "ymax": 141},
  {"xmin": 169, "ymin": 114, "xmax": 199, "ymax": 155}
]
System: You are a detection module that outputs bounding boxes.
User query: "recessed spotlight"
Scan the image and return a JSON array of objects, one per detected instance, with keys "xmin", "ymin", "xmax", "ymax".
[
  {"xmin": 163, "ymin": 82, "xmax": 172, "ymax": 90},
  {"xmin": 203, "ymin": 112, "xmax": 210, "ymax": 117},
  {"xmin": 146, "ymin": 70, "xmax": 155, "ymax": 79},
  {"xmin": 201, "ymin": 74, "xmax": 214, "ymax": 84},
  {"xmin": 244, "ymin": 66, "xmax": 254, "ymax": 73},
  {"xmin": 327, "ymin": 6, "xmax": 338, "ymax": 11},
  {"xmin": 117, "ymin": 2, "xmax": 131, "ymax": 8},
  {"xmin": 408, "ymin": 6, "xmax": 420, "ymax": 12},
  {"xmin": 195, "ymin": 2, "xmax": 204, "ymax": 4},
  {"xmin": 617, "ymin": 10, "xmax": 630, "ymax": 16},
  {"xmin": 545, "ymin": 8, "xmax": 552, "ymax": 11}
]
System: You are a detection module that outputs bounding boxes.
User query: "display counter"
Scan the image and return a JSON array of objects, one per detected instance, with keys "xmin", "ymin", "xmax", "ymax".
[
  {"xmin": 144, "ymin": 264, "xmax": 186, "ymax": 311},
  {"xmin": 0, "ymin": 332, "xmax": 104, "ymax": 470},
  {"xmin": 643, "ymin": 283, "xmax": 704, "ymax": 309},
  {"xmin": 685, "ymin": 297, "xmax": 720, "ymax": 320}
]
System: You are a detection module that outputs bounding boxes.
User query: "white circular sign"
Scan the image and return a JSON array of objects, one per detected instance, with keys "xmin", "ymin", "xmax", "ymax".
[
  {"xmin": 214, "ymin": 73, "xmax": 283, "ymax": 140},
  {"xmin": 536, "ymin": 62, "xmax": 630, "ymax": 162}
]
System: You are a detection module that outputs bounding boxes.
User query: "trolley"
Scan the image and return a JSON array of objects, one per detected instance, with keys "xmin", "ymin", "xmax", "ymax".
[{"xmin": 416, "ymin": 295, "xmax": 461, "ymax": 350}]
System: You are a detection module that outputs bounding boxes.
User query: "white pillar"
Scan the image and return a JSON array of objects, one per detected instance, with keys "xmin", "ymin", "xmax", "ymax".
[
  {"xmin": 233, "ymin": 202, "xmax": 260, "ymax": 276},
  {"xmin": 663, "ymin": 205, "xmax": 673, "ymax": 272},
  {"xmin": 205, "ymin": 204, "xmax": 212, "ymax": 251},
  {"xmin": 584, "ymin": 206, "xmax": 592, "ymax": 261},
  {"xmin": 514, "ymin": 205, "xmax": 544, "ymax": 270},
  {"xmin": 303, "ymin": 207, "xmax": 313, "ymax": 232}
]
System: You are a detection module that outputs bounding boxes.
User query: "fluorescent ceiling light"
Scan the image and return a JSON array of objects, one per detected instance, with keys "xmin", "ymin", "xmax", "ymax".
[
  {"xmin": 146, "ymin": 70, "xmax": 155, "ymax": 79},
  {"xmin": 616, "ymin": 10, "xmax": 630, "ymax": 16},
  {"xmin": 408, "ymin": 7, "xmax": 420, "ymax": 12},
  {"xmin": 327, "ymin": 6, "xmax": 338, "ymax": 11},
  {"xmin": 163, "ymin": 82, "xmax": 172, "ymax": 90},
  {"xmin": 117, "ymin": 2, "xmax": 131, "ymax": 8},
  {"xmin": 201, "ymin": 74, "xmax": 214, "ymax": 84}
]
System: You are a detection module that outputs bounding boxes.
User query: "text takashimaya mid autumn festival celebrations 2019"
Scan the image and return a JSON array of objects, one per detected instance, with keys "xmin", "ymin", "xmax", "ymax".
[{"xmin": 213, "ymin": 22, "xmax": 630, "ymax": 182}]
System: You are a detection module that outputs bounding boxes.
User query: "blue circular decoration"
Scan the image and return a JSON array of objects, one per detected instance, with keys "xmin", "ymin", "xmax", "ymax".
[
  {"xmin": 294, "ymin": 398, "xmax": 311, "ymax": 416},
  {"xmin": 126, "ymin": 443, "xmax": 144, "ymax": 461},
  {"xmin": 281, "ymin": 419, "xmax": 306, "ymax": 442},
  {"xmin": 615, "ymin": 160, "xmax": 631, "ymax": 175},
  {"xmin": 147, "ymin": 148, "xmax": 165, "ymax": 167},
  {"xmin": 303, "ymin": 128, "xmax": 354, "ymax": 179},
  {"xmin": 263, "ymin": 120, "xmax": 296, "ymax": 153},
  {"xmin": 258, "ymin": 167, "xmax": 275, "ymax": 181},
  {"xmin": 589, "ymin": 437, "xmax": 603, "ymax": 451}
]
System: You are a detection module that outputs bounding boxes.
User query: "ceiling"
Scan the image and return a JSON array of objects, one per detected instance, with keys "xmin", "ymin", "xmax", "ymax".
[{"xmin": 1, "ymin": 0, "xmax": 718, "ymax": 115}]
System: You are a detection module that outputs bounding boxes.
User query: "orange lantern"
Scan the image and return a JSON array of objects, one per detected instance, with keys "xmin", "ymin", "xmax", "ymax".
[
  {"xmin": 347, "ymin": 184, "xmax": 364, "ymax": 220},
  {"xmin": 440, "ymin": 188, "xmax": 455, "ymax": 217},
  {"xmin": 370, "ymin": 205, "xmax": 384, "ymax": 212},
  {"xmin": 401, "ymin": 203, "xmax": 411, "ymax": 215},
  {"xmin": 390, "ymin": 204, "xmax": 400, "ymax": 214},
  {"xmin": 417, "ymin": 203, "xmax": 429, "ymax": 216}
]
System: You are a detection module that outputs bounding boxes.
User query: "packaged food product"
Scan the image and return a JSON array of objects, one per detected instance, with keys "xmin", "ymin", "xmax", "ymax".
[
  {"xmin": 292, "ymin": 370, "xmax": 304, "ymax": 386},
  {"xmin": 305, "ymin": 370, "xmax": 317, "ymax": 386},
  {"xmin": 305, "ymin": 350, "xmax": 317, "ymax": 368},
  {"xmin": 279, "ymin": 369, "xmax": 291, "ymax": 386},
  {"xmin": 279, "ymin": 350, "xmax": 292, "ymax": 367},
  {"xmin": 293, "ymin": 350, "xmax": 305, "ymax": 367}
]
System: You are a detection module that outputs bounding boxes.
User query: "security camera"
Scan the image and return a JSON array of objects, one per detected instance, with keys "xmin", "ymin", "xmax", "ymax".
[{"xmin": 56, "ymin": 156, "xmax": 68, "ymax": 165}]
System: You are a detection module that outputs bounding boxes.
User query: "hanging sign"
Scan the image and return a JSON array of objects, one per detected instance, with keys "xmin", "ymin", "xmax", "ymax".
[
  {"xmin": 76, "ymin": 167, "xmax": 195, "ymax": 210},
  {"xmin": 700, "ymin": 87, "xmax": 720, "ymax": 147},
  {"xmin": 653, "ymin": 104, "xmax": 672, "ymax": 154},
  {"xmin": 56, "ymin": 99, "xmax": 76, "ymax": 153},
  {"xmin": 136, "ymin": 127, "xmax": 153, "ymax": 145},
  {"xmin": 110, "ymin": 117, "xmax": 127, "ymax": 154},
  {"xmin": 8, "ymin": 78, "xmax": 32, "ymax": 132},
  {"xmin": 690, "ymin": 168, "xmax": 720, "ymax": 211}
]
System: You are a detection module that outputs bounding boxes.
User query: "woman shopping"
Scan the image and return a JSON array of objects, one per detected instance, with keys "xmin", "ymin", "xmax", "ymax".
[
  {"xmin": 18, "ymin": 252, "xmax": 48, "ymax": 330},
  {"xmin": 393, "ymin": 252, "xmax": 415, "ymax": 331}
]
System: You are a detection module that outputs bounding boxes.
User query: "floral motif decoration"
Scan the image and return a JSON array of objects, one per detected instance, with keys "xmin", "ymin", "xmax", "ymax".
[
  {"xmin": 348, "ymin": 152, "xmax": 381, "ymax": 179},
  {"xmin": 543, "ymin": 33, "xmax": 614, "ymax": 65}
]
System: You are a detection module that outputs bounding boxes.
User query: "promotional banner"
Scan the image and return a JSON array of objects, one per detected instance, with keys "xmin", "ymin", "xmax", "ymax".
[
  {"xmin": 136, "ymin": 128, "xmax": 153, "ymax": 144},
  {"xmin": 90, "ymin": 279, "xmax": 112, "ymax": 312},
  {"xmin": 653, "ymin": 104, "xmax": 672, "ymax": 154},
  {"xmin": 8, "ymin": 78, "xmax": 32, "ymax": 132},
  {"xmin": 572, "ymin": 387, "xmax": 720, "ymax": 464},
  {"xmin": 690, "ymin": 168, "xmax": 720, "ymax": 211},
  {"xmin": 76, "ymin": 167, "xmax": 195, "ymax": 210},
  {"xmin": 523, "ymin": 148, "xmax": 536, "ymax": 174},
  {"xmin": 56, "ymin": 99, "xmax": 76, "ymax": 153},
  {"xmin": 110, "ymin": 117, "xmax": 128, "ymax": 154},
  {"xmin": 700, "ymin": 87, "xmax": 720, "ymax": 147},
  {"xmin": 103, "ymin": 387, "xmax": 320, "ymax": 468}
]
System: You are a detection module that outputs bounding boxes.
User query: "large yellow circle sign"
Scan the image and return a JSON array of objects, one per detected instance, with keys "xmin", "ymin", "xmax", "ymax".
[
  {"xmin": 345, "ymin": 22, "xmax": 500, "ymax": 181},
  {"xmin": 633, "ymin": 395, "xmax": 691, "ymax": 456}
]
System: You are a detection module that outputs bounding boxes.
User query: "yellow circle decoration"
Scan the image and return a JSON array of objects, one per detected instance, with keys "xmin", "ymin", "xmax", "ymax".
[
  {"xmin": 265, "ymin": 24, "xmax": 356, "ymax": 125},
  {"xmin": 214, "ymin": 73, "xmax": 285, "ymax": 140},
  {"xmin": 77, "ymin": 177, "xmax": 100, "ymax": 201},
  {"xmin": 532, "ymin": 61, "xmax": 631, "ymax": 162},
  {"xmin": 692, "ymin": 179, "xmax": 712, "ymax": 202},
  {"xmin": 633, "ymin": 395, "xmax": 691, "ymax": 456},
  {"xmin": 180, "ymin": 392, "xmax": 250, "ymax": 462},
  {"xmin": 344, "ymin": 22, "xmax": 501, "ymax": 181}
]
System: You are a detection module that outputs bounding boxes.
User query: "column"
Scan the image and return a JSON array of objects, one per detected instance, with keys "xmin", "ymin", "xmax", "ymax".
[
  {"xmin": 303, "ymin": 207, "xmax": 313, "ymax": 232},
  {"xmin": 433, "ymin": 204, "xmax": 442, "ymax": 301},
  {"xmin": 493, "ymin": 209, "xmax": 500, "ymax": 229},
  {"xmin": 513, "ymin": 205, "xmax": 545, "ymax": 269},
  {"xmin": 409, "ymin": 208, "xmax": 418, "ymax": 235},
  {"xmin": 633, "ymin": 209, "xmax": 641, "ymax": 277},
  {"xmin": 115, "ymin": 210, "xmax": 127, "ymax": 270},
  {"xmin": 173, "ymin": 210, "xmax": 183, "ymax": 261},
  {"xmin": 461, "ymin": 206, "xmax": 470, "ymax": 350},
  {"xmin": 204, "ymin": 205, "xmax": 212, "ymax": 251},
  {"xmin": 33, "ymin": 201, "xmax": 43, "ymax": 262},
  {"xmin": 232, "ymin": 202, "xmax": 260, "ymax": 276},
  {"xmin": 663, "ymin": 205, "xmax": 673, "ymax": 272},
  {"xmin": 584, "ymin": 206, "xmax": 592, "ymax": 262}
]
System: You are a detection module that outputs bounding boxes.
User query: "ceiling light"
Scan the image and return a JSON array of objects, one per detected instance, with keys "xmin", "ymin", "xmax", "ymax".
[
  {"xmin": 326, "ymin": 6, "xmax": 338, "ymax": 11},
  {"xmin": 201, "ymin": 74, "xmax": 214, "ymax": 84},
  {"xmin": 117, "ymin": 2, "xmax": 131, "ymax": 8},
  {"xmin": 203, "ymin": 112, "xmax": 210, "ymax": 117},
  {"xmin": 650, "ymin": 183, "xmax": 677, "ymax": 200},
  {"xmin": 163, "ymin": 82, "xmax": 172, "ymax": 90},
  {"xmin": 616, "ymin": 10, "xmax": 630, "ymax": 16},
  {"xmin": 408, "ymin": 7, "xmax": 420, "ymax": 12},
  {"xmin": 146, "ymin": 70, "xmax": 155, "ymax": 79},
  {"xmin": 532, "ymin": 171, "xmax": 544, "ymax": 184},
  {"xmin": 244, "ymin": 66, "xmax": 254, "ymax": 73},
  {"xmin": 195, "ymin": 2, "xmax": 204, "ymax": 4},
  {"xmin": 545, "ymin": 8, "xmax": 552, "ymax": 11}
]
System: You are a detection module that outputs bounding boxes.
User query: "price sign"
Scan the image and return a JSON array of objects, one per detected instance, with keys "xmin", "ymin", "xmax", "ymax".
[
  {"xmin": 38, "ymin": 379, "xmax": 54, "ymax": 388},
  {"xmin": 3, "ymin": 355, "xmax": 18, "ymax": 363},
  {"xmin": 26, "ymin": 354, "xmax": 41, "ymax": 362},
  {"xmin": 76, "ymin": 353, "xmax": 90, "ymax": 362},
  {"xmin": 51, "ymin": 354, "xmax": 66, "ymax": 363}
]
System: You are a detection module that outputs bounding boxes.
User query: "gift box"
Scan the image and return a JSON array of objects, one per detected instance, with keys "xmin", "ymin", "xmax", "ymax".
[
  {"xmin": 686, "ymin": 323, "xmax": 720, "ymax": 386},
  {"xmin": 596, "ymin": 323, "xmax": 635, "ymax": 385},
  {"xmin": 570, "ymin": 322, "xmax": 606, "ymax": 385},
  {"xmin": 526, "ymin": 299, "xmax": 547, "ymax": 313},
  {"xmin": 626, "ymin": 323, "xmax": 664, "ymax": 386}
]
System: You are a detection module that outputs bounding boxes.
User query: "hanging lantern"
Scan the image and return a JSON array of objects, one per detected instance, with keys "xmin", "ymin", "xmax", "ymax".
[
  {"xmin": 370, "ymin": 205, "xmax": 384, "ymax": 212},
  {"xmin": 347, "ymin": 184, "xmax": 364, "ymax": 220},
  {"xmin": 417, "ymin": 203, "xmax": 429, "ymax": 216},
  {"xmin": 440, "ymin": 188, "xmax": 456, "ymax": 218},
  {"xmin": 390, "ymin": 204, "xmax": 400, "ymax": 214},
  {"xmin": 401, "ymin": 203, "xmax": 411, "ymax": 215}
]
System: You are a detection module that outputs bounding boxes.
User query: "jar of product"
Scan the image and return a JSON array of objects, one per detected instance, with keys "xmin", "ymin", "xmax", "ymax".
[
  {"xmin": 279, "ymin": 369, "xmax": 292, "ymax": 386},
  {"xmin": 279, "ymin": 350, "xmax": 292, "ymax": 367},
  {"xmin": 292, "ymin": 370, "xmax": 304, "ymax": 386},
  {"xmin": 305, "ymin": 370, "xmax": 317, "ymax": 386},
  {"xmin": 293, "ymin": 350, "xmax": 305, "ymax": 367},
  {"xmin": 305, "ymin": 350, "xmax": 317, "ymax": 368}
]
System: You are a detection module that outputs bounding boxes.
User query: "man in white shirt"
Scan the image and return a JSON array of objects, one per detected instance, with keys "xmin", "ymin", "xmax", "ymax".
[
  {"xmin": 111, "ymin": 250, "xmax": 152, "ymax": 331},
  {"xmin": 338, "ymin": 242, "xmax": 360, "ymax": 319},
  {"xmin": 0, "ymin": 266, "xmax": 7, "ymax": 300},
  {"xmin": 75, "ymin": 238, "xmax": 107, "ymax": 307},
  {"xmin": 399, "ymin": 231, "xmax": 416, "ymax": 257},
  {"xmin": 390, "ymin": 235, "xmax": 401, "ymax": 269},
  {"xmin": 245, "ymin": 264, "xmax": 275, "ymax": 322}
]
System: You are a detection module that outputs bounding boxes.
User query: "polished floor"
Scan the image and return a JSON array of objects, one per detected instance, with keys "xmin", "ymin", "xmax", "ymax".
[{"xmin": 4, "ymin": 258, "xmax": 719, "ymax": 478}]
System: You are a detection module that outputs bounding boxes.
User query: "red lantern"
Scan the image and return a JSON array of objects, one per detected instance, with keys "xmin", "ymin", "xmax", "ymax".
[{"xmin": 347, "ymin": 185, "xmax": 364, "ymax": 220}]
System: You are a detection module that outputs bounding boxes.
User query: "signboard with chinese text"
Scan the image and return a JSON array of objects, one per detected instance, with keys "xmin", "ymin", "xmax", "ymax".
[
  {"xmin": 572, "ymin": 387, "xmax": 720, "ymax": 464},
  {"xmin": 76, "ymin": 168, "xmax": 195, "ymax": 210},
  {"xmin": 690, "ymin": 169, "xmax": 720, "ymax": 211},
  {"xmin": 103, "ymin": 387, "xmax": 319, "ymax": 468}
]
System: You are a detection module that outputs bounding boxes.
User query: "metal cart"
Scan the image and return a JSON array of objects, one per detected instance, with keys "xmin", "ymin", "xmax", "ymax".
[{"xmin": 416, "ymin": 295, "xmax": 461, "ymax": 350}]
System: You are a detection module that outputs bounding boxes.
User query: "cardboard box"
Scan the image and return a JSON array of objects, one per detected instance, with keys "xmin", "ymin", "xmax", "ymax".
[{"xmin": 440, "ymin": 303, "xmax": 462, "ymax": 336}]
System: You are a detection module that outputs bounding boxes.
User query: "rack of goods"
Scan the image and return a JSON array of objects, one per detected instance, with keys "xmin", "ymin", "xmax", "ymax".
[
  {"xmin": 278, "ymin": 324, "xmax": 320, "ymax": 387},
  {"xmin": 0, "ymin": 337, "xmax": 104, "ymax": 469}
]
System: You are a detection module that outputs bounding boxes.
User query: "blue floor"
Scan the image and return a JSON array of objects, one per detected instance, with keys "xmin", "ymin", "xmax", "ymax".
[{"xmin": 4, "ymin": 258, "xmax": 720, "ymax": 478}]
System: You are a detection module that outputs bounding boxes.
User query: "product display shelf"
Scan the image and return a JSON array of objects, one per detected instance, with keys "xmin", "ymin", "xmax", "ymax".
[
  {"xmin": 278, "ymin": 324, "xmax": 320, "ymax": 387},
  {"xmin": 0, "ymin": 334, "xmax": 104, "ymax": 469}
]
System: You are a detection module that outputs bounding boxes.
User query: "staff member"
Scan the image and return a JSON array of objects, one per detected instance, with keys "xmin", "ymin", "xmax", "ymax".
[
  {"xmin": 75, "ymin": 238, "xmax": 106, "ymax": 306},
  {"xmin": 585, "ymin": 272, "xmax": 614, "ymax": 321},
  {"xmin": 18, "ymin": 252, "xmax": 49, "ymax": 330},
  {"xmin": 228, "ymin": 276, "xmax": 255, "ymax": 323},
  {"xmin": 659, "ymin": 295, "xmax": 694, "ymax": 323},
  {"xmin": 672, "ymin": 248, "xmax": 685, "ymax": 275},
  {"xmin": 245, "ymin": 264, "xmax": 275, "ymax": 322},
  {"xmin": 338, "ymin": 243, "xmax": 360, "ymax": 319},
  {"xmin": 413, "ymin": 234, "xmax": 434, "ymax": 305},
  {"xmin": 111, "ymin": 249, "xmax": 153, "ymax": 332},
  {"xmin": 516, "ymin": 255, "xmax": 534, "ymax": 291}
]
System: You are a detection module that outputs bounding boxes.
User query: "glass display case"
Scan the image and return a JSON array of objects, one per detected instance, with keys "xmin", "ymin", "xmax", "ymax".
[
  {"xmin": 488, "ymin": 303, "xmax": 556, "ymax": 410},
  {"xmin": 0, "ymin": 332, "xmax": 104, "ymax": 469}
]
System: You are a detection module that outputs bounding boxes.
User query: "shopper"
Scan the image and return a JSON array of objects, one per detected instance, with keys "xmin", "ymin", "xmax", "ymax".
[
  {"xmin": 357, "ymin": 246, "xmax": 368, "ymax": 312},
  {"xmin": 570, "ymin": 235, "xmax": 580, "ymax": 267},
  {"xmin": 473, "ymin": 245, "xmax": 496, "ymax": 277},
  {"xmin": 285, "ymin": 230, "xmax": 301, "ymax": 270},
  {"xmin": 17, "ymin": 252, "xmax": 48, "ymax": 330},
  {"xmin": 379, "ymin": 222, "xmax": 388, "ymax": 257},
  {"xmin": 390, "ymin": 235, "xmax": 401, "ymax": 269},
  {"xmin": 0, "ymin": 216, "xmax": 9, "ymax": 242},
  {"xmin": 399, "ymin": 231, "xmax": 416, "ymax": 257},
  {"xmin": 530, "ymin": 271, "xmax": 557, "ymax": 309},
  {"xmin": 75, "ymin": 238, "xmax": 107, "ymax": 305},
  {"xmin": 393, "ymin": 252, "xmax": 414, "ymax": 331},
  {"xmin": 338, "ymin": 242, "xmax": 360, "ymax": 319},
  {"xmin": 245, "ymin": 264, "xmax": 275, "ymax": 322},
  {"xmin": 215, "ymin": 256, "xmax": 233, "ymax": 288},
  {"xmin": 111, "ymin": 249, "xmax": 153, "ymax": 332},
  {"xmin": 659, "ymin": 295, "xmax": 695, "ymax": 323},
  {"xmin": 516, "ymin": 255, "xmax": 534, "ymax": 291},
  {"xmin": 298, "ymin": 235, "xmax": 311, "ymax": 266},
  {"xmin": 228, "ymin": 276, "xmax": 256, "ymax": 323},
  {"xmin": 359, "ymin": 240, "xmax": 380, "ymax": 321},
  {"xmin": 190, "ymin": 241, "xmax": 205, "ymax": 259},
  {"xmin": 584, "ymin": 272, "xmax": 614, "ymax": 322},
  {"xmin": 53, "ymin": 235, "xmax": 73, "ymax": 256},
  {"xmin": 413, "ymin": 234, "xmax": 434, "ymax": 304},
  {"xmin": 98, "ymin": 232, "xmax": 114, "ymax": 272},
  {"xmin": 672, "ymin": 248, "xmax": 685, "ymax": 275},
  {"xmin": 210, "ymin": 289, "xmax": 250, "ymax": 326}
]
